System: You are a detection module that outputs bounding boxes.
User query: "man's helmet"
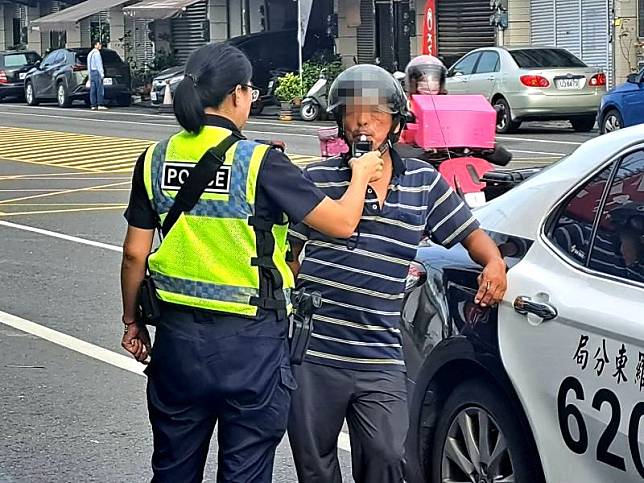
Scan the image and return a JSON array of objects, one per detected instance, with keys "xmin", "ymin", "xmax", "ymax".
[
  {"xmin": 405, "ymin": 55, "xmax": 447, "ymax": 95},
  {"xmin": 327, "ymin": 64, "xmax": 411, "ymax": 144}
]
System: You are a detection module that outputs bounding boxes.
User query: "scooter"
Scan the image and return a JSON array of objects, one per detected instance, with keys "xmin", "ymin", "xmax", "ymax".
[{"xmin": 300, "ymin": 69, "xmax": 329, "ymax": 122}]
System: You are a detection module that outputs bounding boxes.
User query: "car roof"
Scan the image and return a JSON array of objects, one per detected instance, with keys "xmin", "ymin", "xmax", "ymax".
[
  {"xmin": 475, "ymin": 124, "xmax": 644, "ymax": 239},
  {"xmin": 228, "ymin": 29, "xmax": 296, "ymax": 45}
]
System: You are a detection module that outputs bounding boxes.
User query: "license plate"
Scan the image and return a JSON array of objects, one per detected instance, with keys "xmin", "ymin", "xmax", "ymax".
[
  {"xmin": 19, "ymin": 73, "xmax": 26, "ymax": 80},
  {"xmin": 103, "ymin": 78, "xmax": 113, "ymax": 86},
  {"xmin": 464, "ymin": 191, "xmax": 487, "ymax": 208},
  {"xmin": 150, "ymin": 91, "xmax": 157, "ymax": 101},
  {"xmin": 556, "ymin": 78, "xmax": 581, "ymax": 89}
]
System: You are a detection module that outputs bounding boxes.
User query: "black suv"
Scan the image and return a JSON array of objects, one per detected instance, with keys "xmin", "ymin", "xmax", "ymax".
[
  {"xmin": 24, "ymin": 48, "xmax": 132, "ymax": 108},
  {"xmin": 151, "ymin": 29, "xmax": 334, "ymax": 108},
  {"xmin": 0, "ymin": 50, "xmax": 41, "ymax": 100}
]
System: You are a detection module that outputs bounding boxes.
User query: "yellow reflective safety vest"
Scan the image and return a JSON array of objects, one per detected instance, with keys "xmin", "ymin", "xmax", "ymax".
[{"xmin": 143, "ymin": 125, "xmax": 294, "ymax": 318}]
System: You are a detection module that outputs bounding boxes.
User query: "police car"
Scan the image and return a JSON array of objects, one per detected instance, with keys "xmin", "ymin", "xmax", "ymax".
[{"xmin": 402, "ymin": 125, "xmax": 644, "ymax": 483}]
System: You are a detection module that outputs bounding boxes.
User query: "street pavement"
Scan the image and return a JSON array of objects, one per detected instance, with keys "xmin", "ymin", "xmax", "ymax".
[{"xmin": 0, "ymin": 100, "xmax": 599, "ymax": 482}]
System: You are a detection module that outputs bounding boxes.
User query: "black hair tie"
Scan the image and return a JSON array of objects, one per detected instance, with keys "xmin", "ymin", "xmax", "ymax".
[{"xmin": 186, "ymin": 73, "xmax": 198, "ymax": 87}]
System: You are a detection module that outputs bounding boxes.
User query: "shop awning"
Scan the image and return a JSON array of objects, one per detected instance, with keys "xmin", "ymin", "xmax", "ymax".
[
  {"xmin": 31, "ymin": 0, "xmax": 130, "ymax": 32},
  {"xmin": 123, "ymin": 0, "xmax": 203, "ymax": 19}
]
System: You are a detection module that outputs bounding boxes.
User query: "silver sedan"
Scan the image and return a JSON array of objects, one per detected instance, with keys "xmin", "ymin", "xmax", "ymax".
[{"xmin": 446, "ymin": 47, "xmax": 607, "ymax": 133}]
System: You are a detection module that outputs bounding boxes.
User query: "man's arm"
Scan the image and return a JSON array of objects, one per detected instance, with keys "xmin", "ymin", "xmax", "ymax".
[{"xmin": 461, "ymin": 229, "xmax": 507, "ymax": 307}]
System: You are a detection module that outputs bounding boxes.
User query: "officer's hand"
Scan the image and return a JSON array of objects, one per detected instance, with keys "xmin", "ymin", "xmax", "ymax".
[
  {"xmin": 349, "ymin": 151, "xmax": 384, "ymax": 182},
  {"xmin": 121, "ymin": 323, "xmax": 151, "ymax": 364}
]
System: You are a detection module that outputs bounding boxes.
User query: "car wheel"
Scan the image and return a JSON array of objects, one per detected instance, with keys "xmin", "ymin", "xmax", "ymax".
[
  {"xmin": 117, "ymin": 94, "xmax": 131, "ymax": 107},
  {"xmin": 570, "ymin": 116, "xmax": 596, "ymax": 132},
  {"xmin": 250, "ymin": 99, "xmax": 264, "ymax": 116},
  {"xmin": 431, "ymin": 379, "xmax": 543, "ymax": 483},
  {"xmin": 600, "ymin": 109, "xmax": 623, "ymax": 134},
  {"xmin": 493, "ymin": 98, "xmax": 520, "ymax": 134},
  {"xmin": 300, "ymin": 101, "xmax": 320, "ymax": 122},
  {"xmin": 57, "ymin": 82, "xmax": 72, "ymax": 108},
  {"xmin": 25, "ymin": 82, "xmax": 39, "ymax": 106}
]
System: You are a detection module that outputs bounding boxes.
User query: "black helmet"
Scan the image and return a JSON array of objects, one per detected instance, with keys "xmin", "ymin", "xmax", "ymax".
[
  {"xmin": 405, "ymin": 55, "xmax": 447, "ymax": 95},
  {"xmin": 327, "ymin": 64, "xmax": 411, "ymax": 144}
]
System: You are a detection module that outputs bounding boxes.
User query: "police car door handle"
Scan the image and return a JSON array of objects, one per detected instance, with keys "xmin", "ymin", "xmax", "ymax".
[{"xmin": 513, "ymin": 296, "xmax": 558, "ymax": 321}]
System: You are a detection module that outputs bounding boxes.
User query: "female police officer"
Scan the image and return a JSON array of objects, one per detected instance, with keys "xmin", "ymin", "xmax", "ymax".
[{"xmin": 119, "ymin": 42, "xmax": 384, "ymax": 482}]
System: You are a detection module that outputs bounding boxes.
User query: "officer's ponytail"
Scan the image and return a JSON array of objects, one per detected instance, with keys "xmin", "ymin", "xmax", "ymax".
[{"xmin": 174, "ymin": 43, "xmax": 253, "ymax": 134}]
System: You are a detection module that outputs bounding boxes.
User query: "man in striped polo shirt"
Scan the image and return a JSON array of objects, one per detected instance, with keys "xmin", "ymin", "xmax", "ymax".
[{"xmin": 287, "ymin": 65, "xmax": 508, "ymax": 483}]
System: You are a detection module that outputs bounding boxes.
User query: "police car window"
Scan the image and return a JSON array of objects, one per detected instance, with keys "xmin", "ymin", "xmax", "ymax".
[
  {"xmin": 588, "ymin": 151, "xmax": 644, "ymax": 284},
  {"xmin": 475, "ymin": 52, "xmax": 500, "ymax": 74},
  {"xmin": 451, "ymin": 53, "xmax": 480, "ymax": 76},
  {"xmin": 548, "ymin": 164, "xmax": 615, "ymax": 265}
]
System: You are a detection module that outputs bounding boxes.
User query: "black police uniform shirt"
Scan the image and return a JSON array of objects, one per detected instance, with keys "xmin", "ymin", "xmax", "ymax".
[{"xmin": 124, "ymin": 114, "xmax": 325, "ymax": 331}]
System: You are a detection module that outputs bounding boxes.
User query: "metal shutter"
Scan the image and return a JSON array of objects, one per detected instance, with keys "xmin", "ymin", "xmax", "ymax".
[
  {"xmin": 357, "ymin": 0, "xmax": 376, "ymax": 63},
  {"xmin": 555, "ymin": 0, "xmax": 581, "ymax": 57},
  {"xmin": 436, "ymin": 0, "xmax": 495, "ymax": 66},
  {"xmin": 530, "ymin": 0, "xmax": 555, "ymax": 45},
  {"xmin": 581, "ymin": 0, "xmax": 612, "ymax": 86},
  {"xmin": 171, "ymin": 0, "xmax": 208, "ymax": 65}
]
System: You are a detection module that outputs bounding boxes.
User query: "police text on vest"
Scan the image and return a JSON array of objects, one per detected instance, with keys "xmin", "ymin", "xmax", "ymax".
[{"xmin": 162, "ymin": 162, "xmax": 232, "ymax": 194}]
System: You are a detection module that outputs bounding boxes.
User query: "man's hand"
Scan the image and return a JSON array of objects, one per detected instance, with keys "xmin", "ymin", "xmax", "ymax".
[
  {"xmin": 121, "ymin": 322, "xmax": 151, "ymax": 364},
  {"xmin": 349, "ymin": 150, "xmax": 384, "ymax": 182},
  {"xmin": 475, "ymin": 258, "xmax": 507, "ymax": 307}
]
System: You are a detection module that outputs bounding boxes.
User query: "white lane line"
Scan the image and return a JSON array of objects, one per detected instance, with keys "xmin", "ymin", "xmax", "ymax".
[
  {"xmin": 0, "ymin": 220, "xmax": 123, "ymax": 252},
  {"xmin": 510, "ymin": 149, "xmax": 566, "ymax": 156},
  {"xmin": 496, "ymin": 135, "xmax": 584, "ymax": 146},
  {"xmin": 0, "ymin": 308, "xmax": 354, "ymax": 453},
  {"xmin": 0, "ymin": 104, "xmax": 330, "ymax": 130},
  {"xmin": 0, "ymin": 219, "xmax": 353, "ymax": 452},
  {"xmin": 0, "ymin": 111, "xmax": 319, "ymax": 139},
  {"xmin": 0, "ymin": 309, "xmax": 144, "ymax": 375}
]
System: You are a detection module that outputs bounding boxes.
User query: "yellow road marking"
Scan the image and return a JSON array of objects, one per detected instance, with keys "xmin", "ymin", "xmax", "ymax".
[{"xmin": 0, "ymin": 126, "xmax": 321, "ymax": 174}]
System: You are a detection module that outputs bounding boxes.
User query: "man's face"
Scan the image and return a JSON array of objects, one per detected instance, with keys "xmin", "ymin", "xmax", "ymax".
[
  {"xmin": 343, "ymin": 103, "xmax": 393, "ymax": 148},
  {"xmin": 96, "ymin": 43, "xmax": 102, "ymax": 50}
]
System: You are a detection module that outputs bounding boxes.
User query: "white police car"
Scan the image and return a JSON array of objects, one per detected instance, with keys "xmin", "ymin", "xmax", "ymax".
[{"xmin": 402, "ymin": 125, "xmax": 644, "ymax": 483}]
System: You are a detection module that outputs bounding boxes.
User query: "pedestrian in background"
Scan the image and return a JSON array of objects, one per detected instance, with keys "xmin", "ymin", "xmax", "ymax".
[
  {"xmin": 119, "ymin": 42, "xmax": 384, "ymax": 482},
  {"xmin": 87, "ymin": 40, "xmax": 107, "ymax": 110}
]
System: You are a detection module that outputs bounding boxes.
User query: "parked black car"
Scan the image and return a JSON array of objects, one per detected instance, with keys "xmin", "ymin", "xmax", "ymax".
[
  {"xmin": 24, "ymin": 48, "xmax": 132, "ymax": 108},
  {"xmin": 150, "ymin": 29, "xmax": 334, "ymax": 112},
  {"xmin": 0, "ymin": 50, "xmax": 41, "ymax": 100}
]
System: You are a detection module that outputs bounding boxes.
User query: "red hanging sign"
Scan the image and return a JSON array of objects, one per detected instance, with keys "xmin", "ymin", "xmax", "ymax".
[{"xmin": 421, "ymin": 0, "xmax": 437, "ymax": 56}]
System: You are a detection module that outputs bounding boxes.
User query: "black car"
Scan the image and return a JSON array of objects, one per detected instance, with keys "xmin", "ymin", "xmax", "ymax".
[
  {"xmin": 24, "ymin": 48, "xmax": 132, "ymax": 108},
  {"xmin": 0, "ymin": 50, "xmax": 41, "ymax": 100},
  {"xmin": 151, "ymin": 29, "xmax": 334, "ymax": 110}
]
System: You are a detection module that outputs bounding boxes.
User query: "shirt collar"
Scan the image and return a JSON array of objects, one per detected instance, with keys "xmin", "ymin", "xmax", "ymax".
[
  {"xmin": 341, "ymin": 146, "xmax": 407, "ymax": 178},
  {"xmin": 204, "ymin": 114, "xmax": 242, "ymax": 135}
]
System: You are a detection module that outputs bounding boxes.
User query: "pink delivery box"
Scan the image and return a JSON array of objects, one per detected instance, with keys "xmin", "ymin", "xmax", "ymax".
[{"xmin": 407, "ymin": 95, "xmax": 496, "ymax": 150}]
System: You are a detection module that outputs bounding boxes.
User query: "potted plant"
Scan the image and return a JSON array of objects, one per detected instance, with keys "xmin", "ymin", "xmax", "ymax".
[{"xmin": 274, "ymin": 72, "xmax": 302, "ymax": 119}]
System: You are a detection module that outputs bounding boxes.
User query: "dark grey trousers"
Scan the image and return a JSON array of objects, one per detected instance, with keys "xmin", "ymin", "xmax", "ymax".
[{"xmin": 287, "ymin": 362, "xmax": 408, "ymax": 483}]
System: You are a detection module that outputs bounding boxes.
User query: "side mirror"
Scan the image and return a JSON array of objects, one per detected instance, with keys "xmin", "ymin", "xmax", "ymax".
[
  {"xmin": 627, "ymin": 73, "xmax": 638, "ymax": 84},
  {"xmin": 454, "ymin": 71, "xmax": 464, "ymax": 77},
  {"xmin": 34, "ymin": 60, "xmax": 41, "ymax": 68},
  {"xmin": 404, "ymin": 262, "xmax": 427, "ymax": 294}
]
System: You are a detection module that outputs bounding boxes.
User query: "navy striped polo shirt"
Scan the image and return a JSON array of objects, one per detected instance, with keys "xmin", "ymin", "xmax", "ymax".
[{"xmin": 289, "ymin": 149, "xmax": 480, "ymax": 371}]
